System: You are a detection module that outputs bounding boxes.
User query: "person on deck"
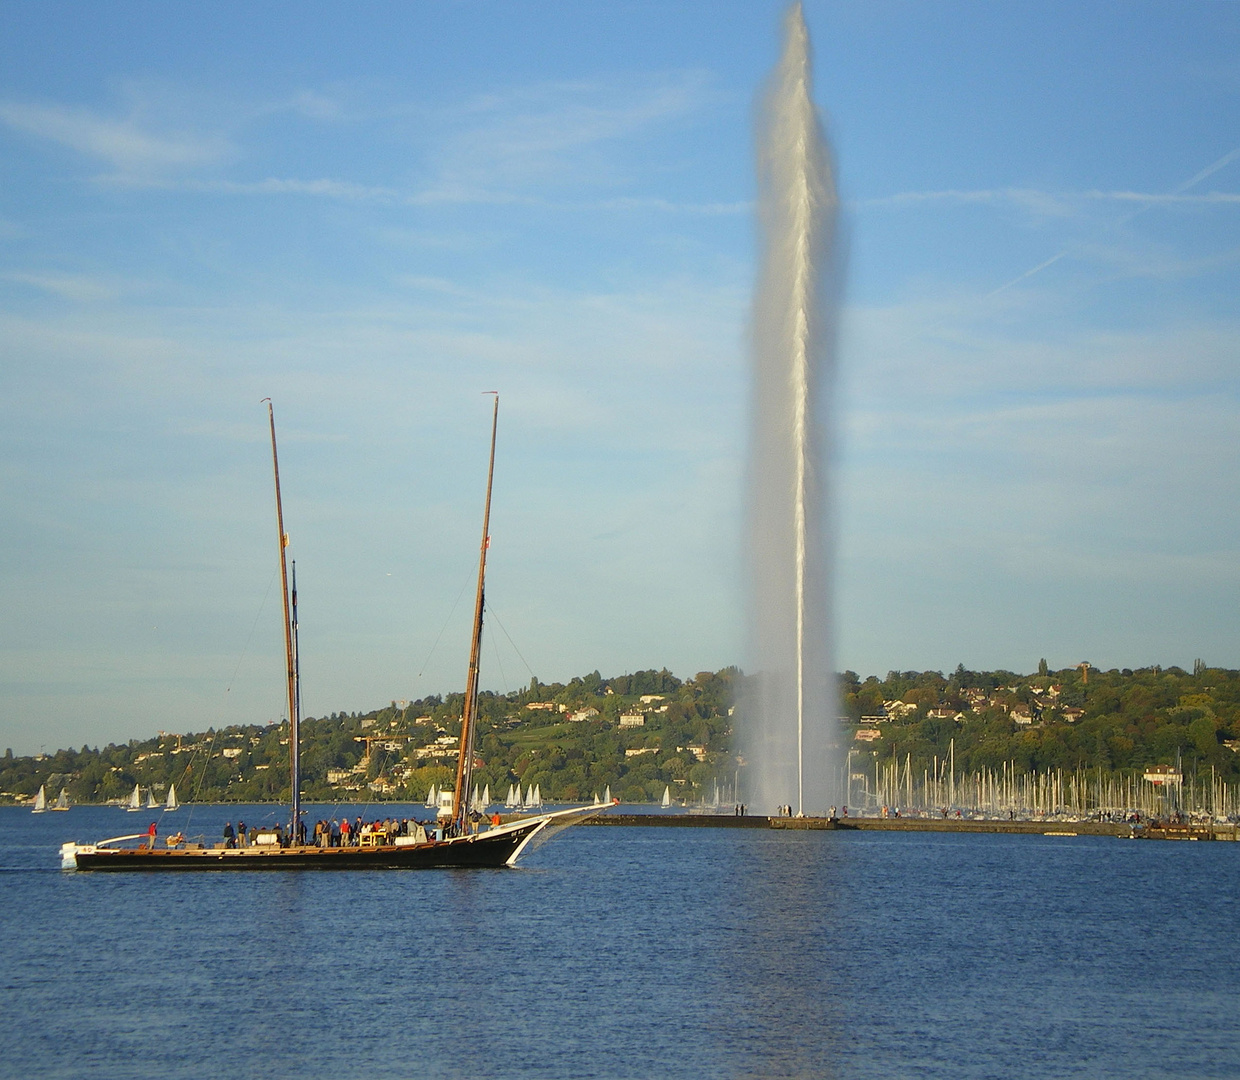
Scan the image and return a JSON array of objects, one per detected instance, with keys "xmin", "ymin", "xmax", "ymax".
[
  {"xmin": 237, "ymin": 821, "xmax": 247, "ymax": 848},
  {"xmin": 147, "ymin": 821, "xmax": 157, "ymax": 849},
  {"xmin": 340, "ymin": 817, "xmax": 351, "ymax": 846},
  {"xmin": 223, "ymin": 822, "xmax": 235, "ymax": 848}
]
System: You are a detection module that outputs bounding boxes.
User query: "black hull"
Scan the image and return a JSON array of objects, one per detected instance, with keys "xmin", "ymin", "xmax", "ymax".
[{"xmin": 73, "ymin": 821, "xmax": 541, "ymax": 872}]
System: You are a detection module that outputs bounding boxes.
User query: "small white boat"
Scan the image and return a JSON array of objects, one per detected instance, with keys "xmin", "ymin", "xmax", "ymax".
[
  {"xmin": 425, "ymin": 784, "xmax": 437, "ymax": 809},
  {"xmin": 126, "ymin": 784, "xmax": 143, "ymax": 811},
  {"xmin": 165, "ymin": 784, "xmax": 179, "ymax": 811},
  {"xmin": 482, "ymin": 784, "xmax": 490, "ymax": 807},
  {"xmin": 31, "ymin": 785, "xmax": 47, "ymax": 813},
  {"xmin": 604, "ymin": 785, "xmax": 612, "ymax": 804},
  {"xmin": 146, "ymin": 788, "xmax": 159, "ymax": 810},
  {"xmin": 52, "ymin": 788, "xmax": 71, "ymax": 811},
  {"xmin": 661, "ymin": 786, "xmax": 671, "ymax": 808}
]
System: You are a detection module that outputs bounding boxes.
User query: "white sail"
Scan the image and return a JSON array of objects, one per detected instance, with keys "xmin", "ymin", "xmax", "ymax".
[
  {"xmin": 482, "ymin": 784, "xmax": 490, "ymax": 807},
  {"xmin": 661, "ymin": 786, "xmax": 671, "ymax": 807},
  {"xmin": 147, "ymin": 789, "xmax": 159, "ymax": 810},
  {"xmin": 471, "ymin": 784, "xmax": 481, "ymax": 812},
  {"xmin": 604, "ymin": 785, "xmax": 611, "ymax": 804},
  {"xmin": 425, "ymin": 784, "xmax": 437, "ymax": 809},
  {"xmin": 127, "ymin": 784, "xmax": 143, "ymax": 811},
  {"xmin": 504, "ymin": 783, "xmax": 517, "ymax": 808},
  {"xmin": 32, "ymin": 785, "xmax": 46, "ymax": 813},
  {"xmin": 534, "ymin": 784, "xmax": 542, "ymax": 808},
  {"xmin": 593, "ymin": 791, "xmax": 600, "ymax": 804},
  {"xmin": 165, "ymin": 784, "xmax": 179, "ymax": 811},
  {"xmin": 53, "ymin": 788, "xmax": 70, "ymax": 810},
  {"xmin": 525, "ymin": 784, "xmax": 534, "ymax": 807}
]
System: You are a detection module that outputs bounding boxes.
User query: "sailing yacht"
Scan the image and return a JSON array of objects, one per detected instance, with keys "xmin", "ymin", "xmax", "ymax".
[
  {"xmin": 661, "ymin": 786, "xmax": 672, "ymax": 808},
  {"xmin": 31, "ymin": 786, "xmax": 46, "ymax": 813},
  {"xmin": 52, "ymin": 789, "xmax": 71, "ymax": 811},
  {"xmin": 165, "ymin": 784, "xmax": 179, "ymax": 811},
  {"xmin": 61, "ymin": 396, "xmax": 608, "ymax": 871},
  {"xmin": 147, "ymin": 789, "xmax": 159, "ymax": 810},
  {"xmin": 126, "ymin": 784, "xmax": 143, "ymax": 811}
]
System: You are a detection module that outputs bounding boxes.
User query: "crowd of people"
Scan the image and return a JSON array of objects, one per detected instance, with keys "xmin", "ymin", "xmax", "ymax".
[{"xmin": 218, "ymin": 816, "xmax": 434, "ymax": 849}]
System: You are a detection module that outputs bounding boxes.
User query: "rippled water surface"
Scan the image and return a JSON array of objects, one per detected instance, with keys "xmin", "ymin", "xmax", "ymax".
[{"xmin": 3, "ymin": 805, "xmax": 1238, "ymax": 1079}]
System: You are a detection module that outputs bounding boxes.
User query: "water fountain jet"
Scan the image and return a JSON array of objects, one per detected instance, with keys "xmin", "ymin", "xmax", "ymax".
[{"xmin": 744, "ymin": 3, "xmax": 842, "ymax": 816}]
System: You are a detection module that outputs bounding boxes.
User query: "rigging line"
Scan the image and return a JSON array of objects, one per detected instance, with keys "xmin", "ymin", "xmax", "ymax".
[
  {"xmin": 414, "ymin": 559, "xmax": 478, "ymax": 680},
  {"xmin": 225, "ymin": 568, "xmax": 279, "ymax": 695},
  {"xmin": 182, "ymin": 725, "xmax": 224, "ymax": 833},
  {"xmin": 487, "ymin": 611, "xmax": 509, "ymax": 695},
  {"xmin": 484, "ymin": 600, "xmax": 536, "ymax": 681}
]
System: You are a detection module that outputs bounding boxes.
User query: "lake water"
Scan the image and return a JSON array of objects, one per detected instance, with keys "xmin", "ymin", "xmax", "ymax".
[{"xmin": 3, "ymin": 804, "xmax": 1238, "ymax": 1079}]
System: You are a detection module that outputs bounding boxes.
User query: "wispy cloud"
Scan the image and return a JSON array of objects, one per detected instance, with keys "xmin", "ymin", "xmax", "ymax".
[
  {"xmin": 0, "ymin": 100, "xmax": 230, "ymax": 180},
  {"xmin": 855, "ymin": 186, "xmax": 1240, "ymax": 214},
  {"xmin": 3, "ymin": 271, "xmax": 119, "ymax": 302},
  {"xmin": 419, "ymin": 71, "xmax": 718, "ymax": 197}
]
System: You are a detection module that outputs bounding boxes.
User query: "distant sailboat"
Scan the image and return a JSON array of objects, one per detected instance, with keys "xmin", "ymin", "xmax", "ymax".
[
  {"xmin": 147, "ymin": 788, "xmax": 159, "ymax": 810},
  {"xmin": 505, "ymin": 784, "xmax": 519, "ymax": 808},
  {"xmin": 126, "ymin": 784, "xmax": 143, "ymax": 812},
  {"xmin": 425, "ymin": 784, "xmax": 437, "ymax": 809},
  {"xmin": 604, "ymin": 785, "xmax": 612, "ymax": 804},
  {"xmin": 482, "ymin": 784, "xmax": 490, "ymax": 807},
  {"xmin": 165, "ymin": 784, "xmax": 179, "ymax": 811},
  {"xmin": 52, "ymin": 789, "xmax": 70, "ymax": 811},
  {"xmin": 31, "ymin": 786, "xmax": 46, "ymax": 813},
  {"xmin": 661, "ymin": 786, "xmax": 671, "ymax": 808}
]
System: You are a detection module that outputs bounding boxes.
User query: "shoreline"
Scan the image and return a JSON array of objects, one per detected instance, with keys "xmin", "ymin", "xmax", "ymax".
[{"xmin": 582, "ymin": 813, "xmax": 1240, "ymax": 841}]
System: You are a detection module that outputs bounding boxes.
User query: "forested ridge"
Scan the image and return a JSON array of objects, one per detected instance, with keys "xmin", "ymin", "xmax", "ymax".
[{"xmin": 4, "ymin": 661, "xmax": 1239, "ymax": 805}]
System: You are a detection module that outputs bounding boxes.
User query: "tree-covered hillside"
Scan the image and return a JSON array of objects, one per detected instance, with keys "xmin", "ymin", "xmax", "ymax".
[{"xmin": 4, "ymin": 661, "xmax": 1238, "ymax": 806}]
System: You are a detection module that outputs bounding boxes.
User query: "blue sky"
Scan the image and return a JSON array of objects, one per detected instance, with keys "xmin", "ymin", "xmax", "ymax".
[{"xmin": 2, "ymin": 1, "xmax": 1238, "ymax": 754}]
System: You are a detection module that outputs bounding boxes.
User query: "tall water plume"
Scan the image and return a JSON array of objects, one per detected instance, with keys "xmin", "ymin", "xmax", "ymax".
[{"xmin": 745, "ymin": 3, "xmax": 842, "ymax": 815}]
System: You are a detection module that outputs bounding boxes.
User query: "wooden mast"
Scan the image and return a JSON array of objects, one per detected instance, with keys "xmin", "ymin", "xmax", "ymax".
[
  {"xmin": 451, "ymin": 392, "xmax": 499, "ymax": 832},
  {"xmin": 265, "ymin": 400, "xmax": 300, "ymax": 843}
]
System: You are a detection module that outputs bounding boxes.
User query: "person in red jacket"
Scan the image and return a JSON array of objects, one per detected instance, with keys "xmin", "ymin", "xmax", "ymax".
[{"xmin": 147, "ymin": 821, "xmax": 157, "ymax": 849}]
